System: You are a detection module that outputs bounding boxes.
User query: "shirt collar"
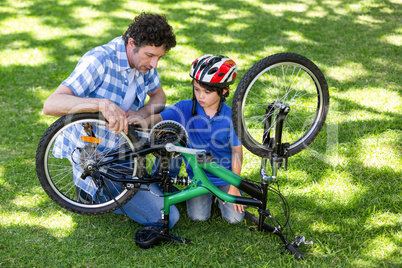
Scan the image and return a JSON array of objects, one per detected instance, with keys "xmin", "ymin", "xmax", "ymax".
[{"xmin": 115, "ymin": 36, "xmax": 131, "ymax": 72}]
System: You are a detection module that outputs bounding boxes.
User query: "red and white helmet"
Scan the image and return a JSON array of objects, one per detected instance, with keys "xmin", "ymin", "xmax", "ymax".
[{"xmin": 189, "ymin": 55, "xmax": 237, "ymax": 88}]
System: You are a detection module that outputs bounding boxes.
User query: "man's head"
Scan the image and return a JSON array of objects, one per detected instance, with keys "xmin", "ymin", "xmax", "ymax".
[
  {"xmin": 123, "ymin": 13, "xmax": 176, "ymax": 52},
  {"xmin": 124, "ymin": 13, "xmax": 176, "ymax": 72}
]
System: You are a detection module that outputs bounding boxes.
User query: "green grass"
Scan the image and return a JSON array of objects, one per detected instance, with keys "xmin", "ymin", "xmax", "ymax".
[{"xmin": 0, "ymin": 0, "xmax": 401, "ymax": 267}]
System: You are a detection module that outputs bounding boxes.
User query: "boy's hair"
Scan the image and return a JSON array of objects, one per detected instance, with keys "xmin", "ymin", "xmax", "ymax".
[
  {"xmin": 192, "ymin": 80, "xmax": 230, "ymax": 101},
  {"xmin": 123, "ymin": 12, "xmax": 176, "ymax": 51}
]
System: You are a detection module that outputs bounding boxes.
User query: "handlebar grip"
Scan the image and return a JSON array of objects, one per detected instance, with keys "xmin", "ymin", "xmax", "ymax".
[{"xmin": 286, "ymin": 244, "xmax": 304, "ymax": 260}]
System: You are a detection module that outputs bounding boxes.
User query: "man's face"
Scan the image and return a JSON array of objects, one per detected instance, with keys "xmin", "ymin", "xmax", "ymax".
[{"xmin": 126, "ymin": 38, "xmax": 166, "ymax": 73}]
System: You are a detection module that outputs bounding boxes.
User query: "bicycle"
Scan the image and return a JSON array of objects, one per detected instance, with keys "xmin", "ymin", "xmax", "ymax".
[{"xmin": 36, "ymin": 53, "xmax": 329, "ymax": 259}]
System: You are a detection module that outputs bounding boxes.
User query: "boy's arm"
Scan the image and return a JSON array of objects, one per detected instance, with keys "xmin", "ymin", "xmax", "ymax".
[
  {"xmin": 225, "ymin": 145, "xmax": 244, "ymax": 213},
  {"xmin": 231, "ymin": 145, "xmax": 243, "ymax": 176},
  {"xmin": 147, "ymin": 113, "xmax": 163, "ymax": 127}
]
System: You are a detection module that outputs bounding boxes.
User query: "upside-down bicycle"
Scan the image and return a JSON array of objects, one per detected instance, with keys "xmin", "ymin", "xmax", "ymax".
[{"xmin": 36, "ymin": 53, "xmax": 329, "ymax": 259}]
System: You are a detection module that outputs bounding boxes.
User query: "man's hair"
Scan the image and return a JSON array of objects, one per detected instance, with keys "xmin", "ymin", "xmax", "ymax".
[{"xmin": 123, "ymin": 12, "xmax": 176, "ymax": 51}]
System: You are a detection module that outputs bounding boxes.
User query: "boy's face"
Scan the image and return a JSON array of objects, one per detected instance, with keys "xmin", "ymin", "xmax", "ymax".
[{"xmin": 193, "ymin": 80, "xmax": 228, "ymax": 110}]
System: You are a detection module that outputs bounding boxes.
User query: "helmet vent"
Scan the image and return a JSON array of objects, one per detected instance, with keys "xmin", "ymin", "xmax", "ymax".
[{"xmin": 207, "ymin": 67, "xmax": 218, "ymax": 74}]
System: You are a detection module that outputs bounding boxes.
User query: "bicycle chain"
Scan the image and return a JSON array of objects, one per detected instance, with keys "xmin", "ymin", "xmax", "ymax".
[
  {"xmin": 90, "ymin": 123, "xmax": 177, "ymax": 135},
  {"xmin": 88, "ymin": 123, "xmax": 182, "ymax": 148}
]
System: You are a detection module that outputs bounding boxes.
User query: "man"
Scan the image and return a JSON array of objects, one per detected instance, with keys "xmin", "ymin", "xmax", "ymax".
[{"xmin": 43, "ymin": 12, "xmax": 179, "ymax": 229}]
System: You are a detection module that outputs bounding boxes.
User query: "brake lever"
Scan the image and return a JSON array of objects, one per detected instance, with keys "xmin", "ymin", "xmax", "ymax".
[{"xmin": 293, "ymin": 236, "xmax": 313, "ymax": 247}]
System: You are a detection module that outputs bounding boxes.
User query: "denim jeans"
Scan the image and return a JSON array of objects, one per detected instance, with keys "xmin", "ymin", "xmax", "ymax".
[
  {"xmin": 105, "ymin": 158, "xmax": 180, "ymax": 229},
  {"xmin": 152, "ymin": 157, "xmax": 244, "ymax": 224},
  {"xmin": 151, "ymin": 155, "xmax": 183, "ymax": 179},
  {"xmin": 112, "ymin": 182, "xmax": 179, "ymax": 229},
  {"xmin": 186, "ymin": 184, "xmax": 245, "ymax": 224}
]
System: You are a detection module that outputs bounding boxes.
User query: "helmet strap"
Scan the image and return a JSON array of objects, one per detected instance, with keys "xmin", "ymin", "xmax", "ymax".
[
  {"xmin": 216, "ymin": 96, "xmax": 224, "ymax": 116},
  {"xmin": 191, "ymin": 85, "xmax": 197, "ymax": 116}
]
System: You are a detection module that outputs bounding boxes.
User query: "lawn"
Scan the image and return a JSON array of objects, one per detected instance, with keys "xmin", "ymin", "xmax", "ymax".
[{"xmin": 0, "ymin": 0, "xmax": 401, "ymax": 267}]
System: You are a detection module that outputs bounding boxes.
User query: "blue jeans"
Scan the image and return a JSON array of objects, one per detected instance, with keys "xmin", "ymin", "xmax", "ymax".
[
  {"xmin": 152, "ymin": 157, "xmax": 244, "ymax": 224},
  {"xmin": 151, "ymin": 155, "xmax": 183, "ymax": 179},
  {"xmin": 105, "ymin": 157, "xmax": 179, "ymax": 229},
  {"xmin": 113, "ymin": 182, "xmax": 179, "ymax": 229},
  {"xmin": 186, "ymin": 184, "xmax": 245, "ymax": 224}
]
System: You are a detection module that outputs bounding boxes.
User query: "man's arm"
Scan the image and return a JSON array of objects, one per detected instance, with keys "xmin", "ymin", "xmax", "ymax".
[
  {"xmin": 126, "ymin": 85, "xmax": 166, "ymax": 124},
  {"xmin": 43, "ymin": 84, "xmax": 128, "ymax": 135}
]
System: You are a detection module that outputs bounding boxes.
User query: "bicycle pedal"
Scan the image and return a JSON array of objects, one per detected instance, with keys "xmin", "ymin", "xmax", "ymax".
[
  {"xmin": 125, "ymin": 183, "xmax": 144, "ymax": 190},
  {"xmin": 135, "ymin": 226, "xmax": 191, "ymax": 249}
]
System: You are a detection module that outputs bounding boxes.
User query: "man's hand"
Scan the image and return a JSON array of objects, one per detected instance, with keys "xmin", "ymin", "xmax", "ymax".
[
  {"xmin": 99, "ymin": 100, "xmax": 128, "ymax": 135},
  {"xmin": 126, "ymin": 110, "xmax": 144, "ymax": 125}
]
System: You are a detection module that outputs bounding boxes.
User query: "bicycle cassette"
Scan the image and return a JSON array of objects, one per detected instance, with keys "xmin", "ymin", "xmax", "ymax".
[
  {"xmin": 78, "ymin": 144, "xmax": 103, "ymax": 171},
  {"xmin": 150, "ymin": 120, "xmax": 188, "ymax": 147}
]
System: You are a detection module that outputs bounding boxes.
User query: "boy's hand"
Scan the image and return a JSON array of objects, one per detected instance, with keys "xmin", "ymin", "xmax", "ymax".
[{"xmin": 224, "ymin": 186, "xmax": 245, "ymax": 214}]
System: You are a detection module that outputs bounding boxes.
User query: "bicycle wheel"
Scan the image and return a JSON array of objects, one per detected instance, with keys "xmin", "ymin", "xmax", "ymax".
[
  {"xmin": 232, "ymin": 53, "xmax": 329, "ymax": 158},
  {"xmin": 36, "ymin": 113, "xmax": 144, "ymax": 215}
]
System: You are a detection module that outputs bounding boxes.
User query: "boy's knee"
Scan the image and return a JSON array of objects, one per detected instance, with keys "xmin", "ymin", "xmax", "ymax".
[
  {"xmin": 221, "ymin": 206, "xmax": 244, "ymax": 224},
  {"xmin": 187, "ymin": 211, "xmax": 210, "ymax": 222},
  {"xmin": 224, "ymin": 215, "xmax": 244, "ymax": 224}
]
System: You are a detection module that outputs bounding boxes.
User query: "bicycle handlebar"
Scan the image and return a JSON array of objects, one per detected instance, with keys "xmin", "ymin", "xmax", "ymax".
[{"xmin": 285, "ymin": 244, "xmax": 304, "ymax": 260}]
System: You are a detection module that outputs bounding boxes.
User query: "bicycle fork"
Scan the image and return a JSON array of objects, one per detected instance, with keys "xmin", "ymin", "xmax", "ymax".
[
  {"xmin": 258, "ymin": 103, "xmax": 288, "ymax": 232},
  {"xmin": 257, "ymin": 103, "xmax": 305, "ymax": 259}
]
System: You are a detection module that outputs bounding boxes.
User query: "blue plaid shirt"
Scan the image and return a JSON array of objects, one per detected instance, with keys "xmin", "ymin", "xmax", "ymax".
[
  {"xmin": 55, "ymin": 36, "xmax": 161, "ymax": 196},
  {"xmin": 62, "ymin": 36, "xmax": 161, "ymax": 110}
]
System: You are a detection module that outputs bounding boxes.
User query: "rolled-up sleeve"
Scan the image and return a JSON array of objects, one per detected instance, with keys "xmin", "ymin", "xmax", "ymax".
[{"xmin": 62, "ymin": 52, "xmax": 106, "ymax": 97}]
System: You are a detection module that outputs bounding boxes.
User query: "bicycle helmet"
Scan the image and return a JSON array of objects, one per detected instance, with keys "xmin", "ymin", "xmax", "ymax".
[
  {"xmin": 189, "ymin": 55, "xmax": 237, "ymax": 88},
  {"xmin": 189, "ymin": 55, "xmax": 237, "ymax": 116}
]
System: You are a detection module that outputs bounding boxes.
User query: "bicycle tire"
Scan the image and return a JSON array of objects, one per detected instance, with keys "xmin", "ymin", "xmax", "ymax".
[
  {"xmin": 36, "ymin": 113, "xmax": 144, "ymax": 215},
  {"xmin": 232, "ymin": 53, "xmax": 329, "ymax": 158}
]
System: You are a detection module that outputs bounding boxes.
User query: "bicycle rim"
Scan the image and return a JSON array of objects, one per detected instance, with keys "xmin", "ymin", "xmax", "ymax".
[
  {"xmin": 42, "ymin": 117, "xmax": 138, "ymax": 212},
  {"xmin": 239, "ymin": 60, "xmax": 326, "ymax": 156}
]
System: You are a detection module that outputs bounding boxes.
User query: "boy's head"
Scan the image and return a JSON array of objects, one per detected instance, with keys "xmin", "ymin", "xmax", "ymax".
[
  {"xmin": 191, "ymin": 79, "xmax": 229, "ymax": 99},
  {"xmin": 189, "ymin": 55, "xmax": 237, "ymax": 115}
]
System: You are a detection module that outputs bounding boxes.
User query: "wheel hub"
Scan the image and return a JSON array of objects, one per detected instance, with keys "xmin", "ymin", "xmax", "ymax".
[{"xmin": 79, "ymin": 144, "xmax": 103, "ymax": 172}]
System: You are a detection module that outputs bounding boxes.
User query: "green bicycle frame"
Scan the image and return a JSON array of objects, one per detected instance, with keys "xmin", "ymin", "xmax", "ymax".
[{"xmin": 162, "ymin": 151, "xmax": 264, "ymax": 216}]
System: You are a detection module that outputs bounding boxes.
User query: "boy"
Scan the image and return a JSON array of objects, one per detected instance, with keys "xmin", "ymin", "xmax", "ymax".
[{"xmin": 138, "ymin": 55, "xmax": 244, "ymax": 223}]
